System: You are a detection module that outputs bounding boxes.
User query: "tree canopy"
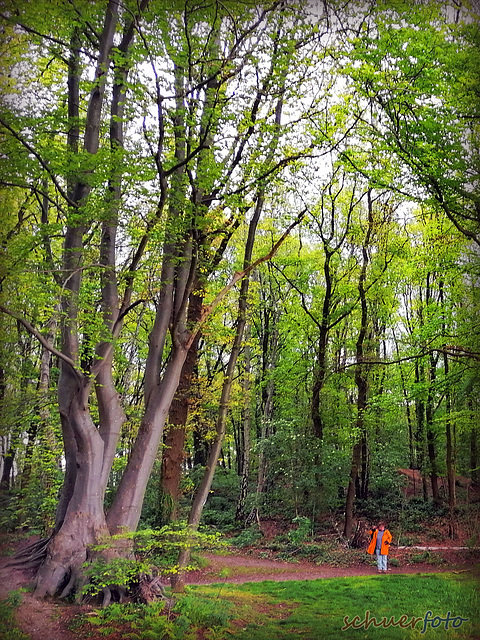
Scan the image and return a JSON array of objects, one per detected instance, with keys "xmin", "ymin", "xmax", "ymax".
[{"xmin": 0, "ymin": 0, "xmax": 478, "ymax": 600}]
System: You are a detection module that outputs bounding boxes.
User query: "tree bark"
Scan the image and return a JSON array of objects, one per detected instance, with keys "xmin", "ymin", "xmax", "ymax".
[
  {"xmin": 249, "ymin": 314, "xmax": 279, "ymax": 526},
  {"xmin": 107, "ymin": 344, "xmax": 188, "ymax": 532},
  {"xmin": 414, "ymin": 360, "xmax": 429, "ymax": 500},
  {"xmin": 0, "ymin": 445, "xmax": 14, "ymax": 490},
  {"xmin": 393, "ymin": 329, "xmax": 416, "ymax": 469},
  {"xmin": 235, "ymin": 325, "xmax": 252, "ymax": 522},
  {"xmin": 344, "ymin": 190, "xmax": 373, "ymax": 539},
  {"xmin": 35, "ymin": 375, "xmax": 108, "ymax": 598},
  {"xmin": 161, "ymin": 293, "xmax": 202, "ymax": 522},
  {"xmin": 35, "ymin": 1, "xmax": 123, "ymax": 595},
  {"xmin": 426, "ymin": 354, "xmax": 440, "ymax": 502},
  {"xmin": 171, "ymin": 166, "xmax": 274, "ymax": 590},
  {"xmin": 443, "ymin": 352, "xmax": 456, "ymax": 536}
]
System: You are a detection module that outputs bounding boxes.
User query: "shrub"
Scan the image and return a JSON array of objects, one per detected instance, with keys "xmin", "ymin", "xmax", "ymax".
[
  {"xmin": 230, "ymin": 525, "xmax": 263, "ymax": 548},
  {"xmin": 287, "ymin": 516, "xmax": 313, "ymax": 544},
  {"xmin": 82, "ymin": 557, "xmax": 151, "ymax": 597},
  {"xmin": 0, "ymin": 592, "xmax": 29, "ymax": 640},
  {"xmin": 409, "ymin": 550, "xmax": 446, "ymax": 565},
  {"xmin": 181, "ymin": 467, "xmax": 240, "ymax": 533},
  {"xmin": 82, "ymin": 523, "xmax": 225, "ymax": 597},
  {"xmin": 77, "ymin": 595, "xmax": 234, "ymax": 639}
]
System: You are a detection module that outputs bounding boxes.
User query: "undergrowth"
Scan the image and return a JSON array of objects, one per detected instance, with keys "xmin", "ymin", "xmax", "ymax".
[
  {"xmin": 82, "ymin": 523, "xmax": 225, "ymax": 598},
  {"xmin": 74, "ymin": 592, "xmax": 234, "ymax": 640},
  {"xmin": 0, "ymin": 590, "xmax": 29, "ymax": 640}
]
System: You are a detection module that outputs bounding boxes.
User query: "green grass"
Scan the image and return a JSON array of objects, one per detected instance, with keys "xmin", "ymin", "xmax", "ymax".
[
  {"xmin": 192, "ymin": 571, "xmax": 480, "ymax": 640},
  {"xmin": 74, "ymin": 570, "xmax": 479, "ymax": 640}
]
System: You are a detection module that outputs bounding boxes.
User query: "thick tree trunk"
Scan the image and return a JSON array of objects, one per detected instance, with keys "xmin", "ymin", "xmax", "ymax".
[
  {"xmin": 107, "ymin": 346, "xmax": 188, "ymax": 532},
  {"xmin": 161, "ymin": 426, "xmax": 187, "ymax": 522},
  {"xmin": 96, "ymin": 359, "xmax": 126, "ymax": 498},
  {"xmin": 35, "ymin": 379, "xmax": 108, "ymax": 598},
  {"xmin": 34, "ymin": 1, "xmax": 124, "ymax": 595},
  {"xmin": 161, "ymin": 292, "xmax": 202, "ymax": 522}
]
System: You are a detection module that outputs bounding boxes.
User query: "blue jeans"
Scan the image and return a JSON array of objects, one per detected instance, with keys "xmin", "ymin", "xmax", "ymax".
[{"xmin": 376, "ymin": 551, "xmax": 388, "ymax": 571}]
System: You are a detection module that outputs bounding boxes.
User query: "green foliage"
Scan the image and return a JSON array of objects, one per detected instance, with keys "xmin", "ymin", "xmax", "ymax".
[
  {"xmin": 131, "ymin": 524, "xmax": 225, "ymax": 573},
  {"xmin": 230, "ymin": 525, "xmax": 263, "ymax": 549},
  {"xmin": 137, "ymin": 460, "xmax": 169, "ymax": 529},
  {"xmin": 0, "ymin": 432, "xmax": 63, "ymax": 535},
  {"xmin": 82, "ymin": 557, "xmax": 151, "ymax": 597},
  {"xmin": 409, "ymin": 551, "xmax": 446, "ymax": 566},
  {"xmin": 0, "ymin": 592, "xmax": 29, "ymax": 640},
  {"xmin": 400, "ymin": 535, "xmax": 421, "ymax": 547},
  {"xmin": 78, "ymin": 602, "xmax": 174, "ymax": 639},
  {"xmin": 1, "ymin": 0, "xmax": 480, "ymax": 588},
  {"xmin": 182, "ymin": 468, "xmax": 240, "ymax": 533},
  {"xmin": 76, "ymin": 594, "xmax": 233, "ymax": 640},
  {"xmin": 357, "ymin": 493, "xmax": 405, "ymax": 525},
  {"xmin": 82, "ymin": 523, "xmax": 225, "ymax": 596},
  {"xmin": 287, "ymin": 516, "xmax": 313, "ymax": 544},
  {"xmin": 256, "ymin": 427, "xmax": 325, "ymax": 519},
  {"xmin": 399, "ymin": 498, "xmax": 449, "ymax": 532},
  {"xmin": 265, "ymin": 538, "xmax": 366, "ymax": 566}
]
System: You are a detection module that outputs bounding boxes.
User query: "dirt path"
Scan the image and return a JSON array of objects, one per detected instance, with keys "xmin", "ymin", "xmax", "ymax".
[
  {"xmin": 0, "ymin": 549, "xmax": 477, "ymax": 640},
  {"xmin": 181, "ymin": 552, "xmax": 459, "ymax": 585}
]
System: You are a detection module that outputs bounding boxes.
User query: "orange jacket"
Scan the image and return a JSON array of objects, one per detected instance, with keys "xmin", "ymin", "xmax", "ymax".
[{"xmin": 367, "ymin": 529, "xmax": 392, "ymax": 555}]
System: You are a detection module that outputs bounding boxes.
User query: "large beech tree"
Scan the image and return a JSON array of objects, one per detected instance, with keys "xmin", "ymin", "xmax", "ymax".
[{"xmin": 0, "ymin": 0, "xmax": 336, "ymax": 597}]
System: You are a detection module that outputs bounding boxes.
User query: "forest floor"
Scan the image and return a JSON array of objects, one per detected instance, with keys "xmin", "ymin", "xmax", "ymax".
[{"xmin": 0, "ymin": 529, "xmax": 479, "ymax": 640}]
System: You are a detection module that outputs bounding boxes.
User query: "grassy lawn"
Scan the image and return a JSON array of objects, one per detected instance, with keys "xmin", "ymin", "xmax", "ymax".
[
  {"xmin": 74, "ymin": 570, "xmax": 479, "ymax": 639},
  {"xmin": 191, "ymin": 571, "xmax": 479, "ymax": 640}
]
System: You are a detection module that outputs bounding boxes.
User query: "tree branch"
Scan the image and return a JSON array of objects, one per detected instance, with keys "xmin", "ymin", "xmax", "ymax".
[
  {"xmin": 0, "ymin": 305, "xmax": 83, "ymax": 378},
  {"xmin": 185, "ymin": 208, "xmax": 307, "ymax": 350},
  {"xmin": 0, "ymin": 117, "xmax": 78, "ymax": 208},
  {"xmin": 335, "ymin": 346, "xmax": 480, "ymax": 373}
]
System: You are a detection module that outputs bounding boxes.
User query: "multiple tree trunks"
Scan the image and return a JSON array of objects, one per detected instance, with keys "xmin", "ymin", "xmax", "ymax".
[{"xmin": 1, "ymin": 0, "xmax": 478, "ymax": 602}]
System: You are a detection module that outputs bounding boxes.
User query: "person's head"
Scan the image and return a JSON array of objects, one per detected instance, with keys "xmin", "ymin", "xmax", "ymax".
[{"xmin": 378, "ymin": 521, "xmax": 385, "ymax": 531}]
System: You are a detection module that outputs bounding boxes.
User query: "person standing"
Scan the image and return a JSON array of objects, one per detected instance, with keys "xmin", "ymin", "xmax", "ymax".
[{"xmin": 367, "ymin": 521, "xmax": 392, "ymax": 572}]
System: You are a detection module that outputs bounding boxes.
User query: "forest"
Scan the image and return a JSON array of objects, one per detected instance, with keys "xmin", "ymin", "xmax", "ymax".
[{"xmin": 0, "ymin": 0, "xmax": 479, "ymax": 629}]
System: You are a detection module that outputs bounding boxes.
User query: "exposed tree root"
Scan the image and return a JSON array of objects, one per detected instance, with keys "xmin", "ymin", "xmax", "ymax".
[
  {"xmin": 6, "ymin": 529, "xmax": 172, "ymax": 607},
  {"xmin": 33, "ymin": 523, "xmax": 104, "ymax": 598},
  {"xmin": 137, "ymin": 573, "xmax": 173, "ymax": 606},
  {"xmin": 5, "ymin": 536, "xmax": 51, "ymax": 570}
]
